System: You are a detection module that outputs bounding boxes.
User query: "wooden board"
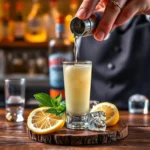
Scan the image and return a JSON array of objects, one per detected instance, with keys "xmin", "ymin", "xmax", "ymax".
[{"xmin": 27, "ymin": 121, "xmax": 128, "ymax": 145}]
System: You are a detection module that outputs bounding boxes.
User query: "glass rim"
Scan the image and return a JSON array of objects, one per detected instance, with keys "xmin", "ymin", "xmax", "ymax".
[
  {"xmin": 63, "ymin": 60, "xmax": 92, "ymax": 65},
  {"xmin": 5, "ymin": 78, "xmax": 26, "ymax": 82}
]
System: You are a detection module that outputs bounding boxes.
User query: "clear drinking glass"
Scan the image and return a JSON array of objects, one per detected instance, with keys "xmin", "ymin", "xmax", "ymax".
[
  {"xmin": 5, "ymin": 78, "xmax": 26, "ymax": 122},
  {"xmin": 63, "ymin": 61, "xmax": 92, "ymax": 129}
]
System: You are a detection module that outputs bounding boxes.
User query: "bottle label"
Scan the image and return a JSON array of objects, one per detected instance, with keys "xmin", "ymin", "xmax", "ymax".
[
  {"xmin": 2, "ymin": 21, "xmax": 9, "ymax": 37},
  {"xmin": 49, "ymin": 52, "xmax": 73, "ymax": 88},
  {"xmin": 15, "ymin": 22, "xmax": 25, "ymax": 37},
  {"xmin": 28, "ymin": 18, "xmax": 41, "ymax": 34},
  {"xmin": 56, "ymin": 24, "xmax": 64, "ymax": 33}
]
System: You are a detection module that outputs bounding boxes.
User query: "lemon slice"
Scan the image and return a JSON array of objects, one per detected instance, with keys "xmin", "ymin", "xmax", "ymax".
[
  {"xmin": 90, "ymin": 102, "xmax": 119, "ymax": 126},
  {"xmin": 27, "ymin": 107, "xmax": 65, "ymax": 134}
]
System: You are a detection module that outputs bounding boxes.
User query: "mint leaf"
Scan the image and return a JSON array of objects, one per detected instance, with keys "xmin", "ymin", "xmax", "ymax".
[
  {"xmin": 34, "ymin": 93, "xmax": 66, "ymax": 116},
  {"xmin": 60, "ymin": 101, "xmax": 66, "ymax": 107},
  {"xmin": 57, "ymin": 105, "xmax": 66, "ymax": 112},
  {"xmin": 56, "ymin": 112, "xmax": 64, "ymax": 117},
  {"xmin": 34, "ymin": 93, "xmax": 53, "ymax": 107},
  {"xmin": 39, "ymin": 104, "xmax": 45, "ymax": 107},
  {"xmin": 55, "ymin": 94, "xmax": 62, "ymax": 106},
  {"xmin": 46, "ymin": 108, "xmax": 57, "ymax": 114}
]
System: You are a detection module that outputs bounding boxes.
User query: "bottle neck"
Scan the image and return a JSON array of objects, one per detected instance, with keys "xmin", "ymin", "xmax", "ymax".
[
  {"xmin": 16, "ymin": 1, "xmax": 23, "ymax": 12},
  {"xmin": 28, "ymin": 0, "xmax": 41, "ymax": 20},
  {"xmin": 55, "ymin": 23, "xmax": 65, "ymax": 38},
  {"xmin": 70, "ymin": 0, "xmax": 78, "ymax": 16},
  {"xmin": 3, "ymin": 2, "xmax": 10, "ymax": 18},
  {"xmin": 16, "ymin": 2, "xmax": 23, "ymax": 21}
]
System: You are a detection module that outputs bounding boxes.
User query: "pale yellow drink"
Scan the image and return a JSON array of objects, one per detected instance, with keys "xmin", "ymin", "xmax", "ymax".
[{"xmin": 63, "ymin": 61, "xmax": 92, "ymax": 116}]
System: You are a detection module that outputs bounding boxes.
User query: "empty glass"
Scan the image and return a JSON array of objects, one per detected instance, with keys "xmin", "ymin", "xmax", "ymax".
[{"xmin": 5, "ymin": 78, "xmax": 26, "ymax": 122}]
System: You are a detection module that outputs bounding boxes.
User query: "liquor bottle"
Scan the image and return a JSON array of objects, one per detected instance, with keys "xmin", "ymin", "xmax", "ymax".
[
  {"xmin": 0, "ymin": 0, "xmax": 3, "ymax": 18},
  {"xmin": 0, "ymin": 0, "xmax": 14, "ymax": 42},
  {"xmin": 25, "ymin": 0, "xmax": 47, "ymax": 43},
  {"xmin": 43, "ymin": 0, "xmax": 59, "ymax": 40},
  {"xmin": 11, "ymin": 52, "xmax": 25, "ymax": 73},
  {"xmin": 65, "ymin": 0, "xmax": 79, "ymax": 43},
  {"xmin": 48, "ymin": 15, "xmax": 73, "ymax": 99},
  {"xmin": 28, "ymin": 53, "xmax": 39, "ymax": 75},
  {"xmin": 36, "ymin": 52, "xmax": 48, "ymax": 75},
  {"xmin": 14, "ymin": 0, "xmax": 25, "ymax": 41},
  {"xmin": 0, "ymin": 0, "xmax": 3, "ymax": 40}
]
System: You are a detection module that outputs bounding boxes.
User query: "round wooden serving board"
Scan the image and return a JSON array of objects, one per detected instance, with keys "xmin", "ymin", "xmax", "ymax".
[{"xmin": 27, "ymin": 121, "xmax": 128, "ymax": 145}]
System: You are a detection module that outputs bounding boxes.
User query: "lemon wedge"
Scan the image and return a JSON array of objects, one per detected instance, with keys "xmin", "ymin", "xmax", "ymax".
[
  {"xmin": 90, "ymin": 102, "xmax": 119, "ymax": 126},
  {"xmin": 27, "ymin": 107, "xmax": 65, "ymax": 134}
]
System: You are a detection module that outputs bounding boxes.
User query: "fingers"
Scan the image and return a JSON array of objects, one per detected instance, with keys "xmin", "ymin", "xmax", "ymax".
[
  {"xmin": 114, "ymin": 1, "xmax": 139, "ymax": 27},
  {"xmin": 76, "ymin": 0, "xmax": 100, "ymax": 20},
  {"xmin": 94, "ymin": 0, "xmax": 123, "ymax": 41}
]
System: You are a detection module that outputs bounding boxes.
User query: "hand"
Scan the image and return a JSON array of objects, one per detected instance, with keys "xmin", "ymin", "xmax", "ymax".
[{"xmin": 76, "ymin": 0, "xmax": 150, "ymax": 41}]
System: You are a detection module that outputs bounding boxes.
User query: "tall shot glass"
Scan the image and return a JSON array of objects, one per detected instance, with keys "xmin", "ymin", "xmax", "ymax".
[
  {"xmin": 63, "ymin": 61, "xmax": 92, "ymax": 129},
  {"xmin": 5, "ymin": 78, "xmax": 26, "ymax": 122}
]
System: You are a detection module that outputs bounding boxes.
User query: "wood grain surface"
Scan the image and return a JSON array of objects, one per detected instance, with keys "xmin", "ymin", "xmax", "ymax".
[
  {"xmin": 0, "ymin": 109, "xmax": 150, "ymax": 150},
  {"xmin": 27, "ymin": 121, "xmax": 128, "ymax": 145}
]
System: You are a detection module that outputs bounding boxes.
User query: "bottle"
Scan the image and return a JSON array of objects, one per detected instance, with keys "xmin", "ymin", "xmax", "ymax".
[
  {"xmin": 0, "ymin": 0, "xmax": 14, "ymax": 42},
  {"xmin": 70, "ymin": 12, "xmax": 102, "ymax": 37},
  {"xmin": 0, "ymin": 0, "xmax": 3, "ymax": 18},
  {"xmin": 0, "ymin": 0, "xmax": 3, "ymax": 40},
  {"xmin": 48, "ymin": 15, "xmax": 73, "ymax": 99},
  {"xmin": 36, "ymin": 52, "xmax": 48, "ymax": 75},
  {"xmin": 49, "ymin": 0, "xmax": 59, "ymax": 39},
  {"xmin": 43, "ymin": 0, "xmax": 59, "ymax": 40},
  {"xmin": 25, "ymin": 0, "xmax": 47, "ymax": 43},
  {"xmin": 65, "ymin": 0, "xmax": 79, "ymax": 43},
  {"xmin": 14, "ymin": 0, "xmax": 25, "ymax": 41},
  {"xmin": 11, "ymin": 52, "xmax": 25, "ymax": 73},
  {"xmin": 28, "ymin": 53, "xmax": 39, "ymax": 75},
  {"xmin": 0, "ymin": 50, "xmax": 5, "ymax": 78},
  {"xmin": 6, "ymin": 52, "xmax": 13, "ymax": 74}
]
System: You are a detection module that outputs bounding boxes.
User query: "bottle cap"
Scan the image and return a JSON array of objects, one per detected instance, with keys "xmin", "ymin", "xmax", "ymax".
[
  {"xmin": 55, "ymin": 15, "xmax": 65, "ymax": 24},
  {"xmin": 49, "ymin": 89, "xmax": 65, "ymax": 99},
  {"xmin": 3, "ymin": 2, "xmax": 10, "ymax": 11},
  {"xmin": 16, "ymin": 1, "xmax": 23, "ymax": 12},
  {"xmin": 49, "ymin": 0, "xmax": 58, "ymax": 6}
]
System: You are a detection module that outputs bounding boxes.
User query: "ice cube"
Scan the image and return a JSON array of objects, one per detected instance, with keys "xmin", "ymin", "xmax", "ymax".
[
  {"xmin": 88, "ymin": 111, "xmax": 106, "ymax": 131},
  {"xmin": 128, "ymin": 94, "xmax": 149, "ymax": 114},
  {"xmin": 90, "ymin": 100, "xmax": 99, "ymax": 109}
]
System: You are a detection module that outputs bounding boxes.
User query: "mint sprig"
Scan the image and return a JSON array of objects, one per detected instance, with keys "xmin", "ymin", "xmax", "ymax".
[{"xmin": 34, "ymin": 93, "xmax": 66, "ymax": 117}]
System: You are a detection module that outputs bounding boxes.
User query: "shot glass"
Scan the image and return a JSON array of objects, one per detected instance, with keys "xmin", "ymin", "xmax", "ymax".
[
  {"xmin": 5, "ymin": 78, "xmax": 26, "ymax": 122},
  {"xmin": 63, "ymin": 61, "xmax": 92, "ymax": 129}
]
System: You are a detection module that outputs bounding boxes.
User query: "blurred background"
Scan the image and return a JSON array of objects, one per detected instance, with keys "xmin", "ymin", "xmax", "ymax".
[{"xmin": 0, "ymin": 0, "xmax": 82, "ymax": 108}]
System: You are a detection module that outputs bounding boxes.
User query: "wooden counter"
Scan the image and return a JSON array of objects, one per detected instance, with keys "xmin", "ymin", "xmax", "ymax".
[{"xmin": 0, "ymin": 109, "xmax": 150, "ymax": 150}]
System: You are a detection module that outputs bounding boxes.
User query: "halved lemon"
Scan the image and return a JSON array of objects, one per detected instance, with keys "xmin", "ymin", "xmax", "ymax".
[
  {"xmin": 90, "ymin": 102, "xmax": 119, "ymax": 126},
  {"xmin": 27, "ymin": 107, "xmax": 65, "ymax": 134}
]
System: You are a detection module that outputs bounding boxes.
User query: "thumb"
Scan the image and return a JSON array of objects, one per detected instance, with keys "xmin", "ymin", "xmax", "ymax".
[{"xmin": 76, "ymin": 0, "xmax": 100, "ymax": 20}]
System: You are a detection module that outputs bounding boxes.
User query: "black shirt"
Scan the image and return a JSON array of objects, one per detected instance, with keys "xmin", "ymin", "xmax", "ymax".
[{"xmin": 78, "ymin": 15, "xmax": 150, "ymax": 110}]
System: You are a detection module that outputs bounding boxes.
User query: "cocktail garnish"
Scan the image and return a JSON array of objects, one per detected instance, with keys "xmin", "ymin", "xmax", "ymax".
[{"xmin": 34, "ymin": 93, "xmax": 66, "ymax": 117}]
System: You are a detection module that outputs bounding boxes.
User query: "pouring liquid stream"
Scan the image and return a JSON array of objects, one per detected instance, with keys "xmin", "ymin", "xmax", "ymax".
[{"xmin": 74, "ymin": 35, "xmax": 79, "ymax": 63}]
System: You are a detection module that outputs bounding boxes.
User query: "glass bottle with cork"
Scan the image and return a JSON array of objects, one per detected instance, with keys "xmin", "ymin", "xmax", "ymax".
[{"xmin": 48, "ymin": 15, "xmax": 73, "ymax": 99}]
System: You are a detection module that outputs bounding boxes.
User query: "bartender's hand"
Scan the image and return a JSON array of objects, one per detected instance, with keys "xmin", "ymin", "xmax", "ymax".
[{"xmin": 76, "ymin": 0, "xmax": 150, "ymax": 41}]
